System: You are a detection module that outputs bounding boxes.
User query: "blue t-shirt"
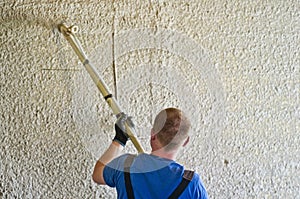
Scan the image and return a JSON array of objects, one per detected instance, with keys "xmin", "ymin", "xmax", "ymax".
[{"xmin": 103, "ymin": 153, "xmax": 208, "ymax": 199}]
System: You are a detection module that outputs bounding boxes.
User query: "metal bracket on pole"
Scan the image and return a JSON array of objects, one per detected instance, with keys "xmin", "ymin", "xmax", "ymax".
[{"xmin": 58, "ymin": 23, "xmax": 145, "ymax": 153}]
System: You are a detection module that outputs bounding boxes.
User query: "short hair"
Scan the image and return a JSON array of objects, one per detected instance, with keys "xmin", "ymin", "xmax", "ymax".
[{"xmin": 152, "ymin": 108, "xmax": 191, "ymax": 151}]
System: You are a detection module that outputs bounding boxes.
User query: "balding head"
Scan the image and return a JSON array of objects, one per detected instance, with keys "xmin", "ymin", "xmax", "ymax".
[{"xmin": 152, "ymin": 108, "xmax": 191, "ymax": 151}]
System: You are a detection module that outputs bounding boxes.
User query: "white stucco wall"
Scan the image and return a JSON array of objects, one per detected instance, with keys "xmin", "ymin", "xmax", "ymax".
[{"xmin": 1, "ymin": 0, "xmax": 299, "ymax": 198}]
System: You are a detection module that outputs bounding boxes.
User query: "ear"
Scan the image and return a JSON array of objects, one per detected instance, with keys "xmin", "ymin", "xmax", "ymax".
[
  {"xmin": 151, "ymin": 128, "xmax": 155, "ymax": 136},
  {"xmin": 151, "ymin": 129, "xmax": 156, "ymax": 140},
  {"xmin": 182, "ymin": 136, "xmax": 190, "ymax": 147},
  {"xmin": 151, "ymin": 134, "xmax": 156, "ymax": 141}
]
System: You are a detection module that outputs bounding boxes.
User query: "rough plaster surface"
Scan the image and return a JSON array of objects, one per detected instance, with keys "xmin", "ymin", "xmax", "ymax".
[{"xmin": 1, "ymin": 0, "xmax": 299, "ymax": 198}]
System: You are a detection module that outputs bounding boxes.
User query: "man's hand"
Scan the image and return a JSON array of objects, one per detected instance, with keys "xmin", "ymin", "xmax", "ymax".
[{"xmin": 113, "ymin": 112, "xmax": 131, "ymax": 146}]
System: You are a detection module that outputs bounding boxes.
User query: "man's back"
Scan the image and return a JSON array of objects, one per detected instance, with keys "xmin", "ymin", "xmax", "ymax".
[{"xmin": 103, "ymin": 153, "xmax": 208, "ymax": 199}]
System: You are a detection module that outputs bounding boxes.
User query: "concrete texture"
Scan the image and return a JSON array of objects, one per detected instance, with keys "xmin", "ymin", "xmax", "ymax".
[{"xmin": 0, "ymin": 0, "xmax": 299, "ymax": 198}]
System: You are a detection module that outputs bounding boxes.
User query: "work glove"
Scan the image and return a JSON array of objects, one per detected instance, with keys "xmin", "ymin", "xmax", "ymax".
[{"xmin": 113, "ymin": 112, "xmax": 133, "ymax": 146}]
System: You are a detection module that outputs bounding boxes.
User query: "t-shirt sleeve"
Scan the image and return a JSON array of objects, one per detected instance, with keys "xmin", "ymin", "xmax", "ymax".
[
  {"xmin": 192, "ymin": 173, "xmax": 209, "ymax": 199},
  {"xmin": 103, "ymin": 154, "xmax": 128, "ymax": 187},
  {"xmin": 103, "ymin": 163, "xmax": 117, "ymax": 187}
]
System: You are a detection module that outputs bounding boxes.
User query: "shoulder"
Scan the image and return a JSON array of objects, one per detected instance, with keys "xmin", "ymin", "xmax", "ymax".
[
  {"xmin": 189, "ymin": 172, "xmax": 209, "ymax": 199},
  {"xmin": 105, "ymin": 153, "xmax": 132, "ymax": 171},
  {"xmin": 103, "ymin": 153, "xmax": 133, "ymax": 187}
]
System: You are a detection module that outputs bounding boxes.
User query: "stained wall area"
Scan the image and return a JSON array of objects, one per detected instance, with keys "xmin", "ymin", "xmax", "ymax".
[{"xmin": 1, "ymin": 0, "xmax": 299, "ymax": 198}]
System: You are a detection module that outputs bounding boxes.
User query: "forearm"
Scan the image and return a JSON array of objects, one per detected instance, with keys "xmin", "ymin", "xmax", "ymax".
[
  {"xmin": 99, "ymin": 141, "xmax": 124, "ymax": 165},
  {"xmin": 92, "ymin": 141, "xmax": 124, "ymax": 184}
]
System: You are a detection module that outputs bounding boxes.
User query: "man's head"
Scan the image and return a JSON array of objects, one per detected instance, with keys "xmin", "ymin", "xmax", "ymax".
[{"xmin": 151, "ymin": 108, "xmax": 191, "ymax": 152}]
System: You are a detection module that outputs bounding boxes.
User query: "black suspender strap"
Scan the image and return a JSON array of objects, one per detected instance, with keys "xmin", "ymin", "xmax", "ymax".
[
  {"xmin": 168, "ymin": 170, "xmax": 195, "ymax": 199},
  {"xmin": 124, "ymin": 154, "xmax": 136, "ymax": 199}
]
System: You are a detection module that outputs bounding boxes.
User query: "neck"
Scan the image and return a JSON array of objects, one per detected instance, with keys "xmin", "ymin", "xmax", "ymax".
[{"xmin": 150, "ymin": 148, "xmax": 178, "ymax": 161}]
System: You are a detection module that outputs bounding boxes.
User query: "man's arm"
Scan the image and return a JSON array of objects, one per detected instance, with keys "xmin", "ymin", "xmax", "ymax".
[
  {"xmin": 92, "ymin": 113, "xmax": 130, "ymax": 185},
  {"xmin": 92, "ymin": 141, "xmax": 124, "ymax": 184}
]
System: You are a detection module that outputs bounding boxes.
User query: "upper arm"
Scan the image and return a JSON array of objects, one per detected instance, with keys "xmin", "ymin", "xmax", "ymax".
[
  {"xmin": 92, "ymin": 141, "xmax": 124, "ymax": 185},
  {"xmin": 93, "ymin": 153, "xmax": 127, "ymax": 187},
  {"xmin": 193, "ymin": 174, "xmax": 209, "ymax": 199},
  {"xmin": 92, "ymin": 160, "xmax": 106, "ymax": 185}
]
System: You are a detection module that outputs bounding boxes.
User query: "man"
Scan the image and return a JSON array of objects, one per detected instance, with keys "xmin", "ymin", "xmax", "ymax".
[{"xmin": 93, "ymin": 108, "xmax": 208, "ymax": 198}]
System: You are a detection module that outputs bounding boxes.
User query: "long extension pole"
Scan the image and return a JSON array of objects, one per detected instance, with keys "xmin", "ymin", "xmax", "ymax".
[{"xmin": 58, "ymin": 23, "xmax": 144, "ymax": 153}]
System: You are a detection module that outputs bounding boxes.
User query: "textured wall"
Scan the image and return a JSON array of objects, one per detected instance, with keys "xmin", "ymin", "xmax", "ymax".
[{"xmin": 1, "ymin": 0, "xmax": 299, "ymax": 198}]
